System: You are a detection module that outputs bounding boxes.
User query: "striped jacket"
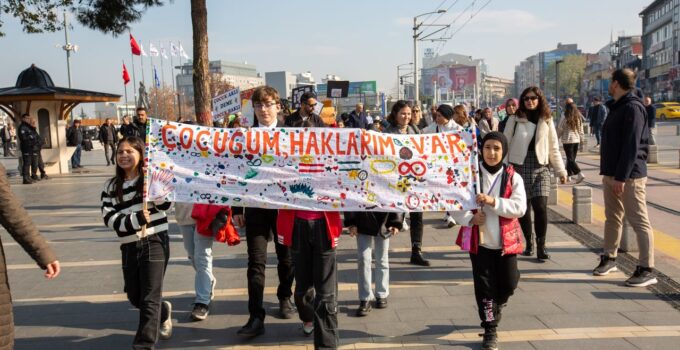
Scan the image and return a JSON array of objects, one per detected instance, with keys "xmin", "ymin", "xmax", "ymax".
[{"xmin": 101, "ymin": 178, "xmax": 171, "ymax": 244}]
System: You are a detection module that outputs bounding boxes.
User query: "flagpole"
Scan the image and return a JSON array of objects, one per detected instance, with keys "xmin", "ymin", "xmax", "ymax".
[
  {"xmin": 140, "ymin": 43, "xmax": 147, "ymax": 97},
  {"xmin": 178, "ymin": 41, "xmax": 184, "ymax": 121},
  {"xmin": 122, "ymin": 60, "xmax": 129, "ymax": 113},
  {"xmin": 154, "ymin": 67, "xmax": 160, "ymax": 118},
  {"xmin": 149, "ymin": 44, "xmax": 154, "ymax": 114},
  {"xmin": 170, "ymin": 41, "xmax": 177, "ymax": 120},
  {"xmin": 159, "ymin": 41, "xmax": 166, "ymax": 88},
  {"xmin": 129, "ymin": 31, "xmax": 138, "ymax": 106}
]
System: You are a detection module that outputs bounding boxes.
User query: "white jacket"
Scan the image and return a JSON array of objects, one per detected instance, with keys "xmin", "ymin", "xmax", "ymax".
[
  {"xmin": 556, "ymin": 116, "xmax": 583, "ymax": 144},
  {"xmin": 421, "ymin": 119, "xmax": 462, "ymax": 134},
  {"xmin": 503, "ymin": 116, "xmax": 567, "ymax": 178},
  {"xmin": 478, "ymin": 117, "xmax": 499, "ymax": 138},
  {"xmin": 451, "ymin": 166, "xmax": 526, "ymax": 249}
]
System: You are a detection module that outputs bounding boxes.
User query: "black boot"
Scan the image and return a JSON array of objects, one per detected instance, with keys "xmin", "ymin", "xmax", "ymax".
[
  {"xmin": 22, "ymin": 176, "xmax": 33, "ymax": 184},
  {"xmin": 536, "ymin": 237, "xmax": 550, "ymax": 261},
  {"xmin": 480, "ymin": 327, "xmax": 498, "ymax": 350},
  {"xmin": 522, "ymin": 232, "xmax": 534, "ymax": 256},
  {"xmin": 410, "ymin": 246, "xmax": 430, "ymax": 266}
]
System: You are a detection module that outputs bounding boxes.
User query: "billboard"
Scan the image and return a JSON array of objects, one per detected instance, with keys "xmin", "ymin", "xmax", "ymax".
[
  {"xmin": 317, "ymin": 81, "xmax": 377, "ymax": 97},
  {"xmin": 421, "ymin": 66, "xmax": 477, "ymax": 96}
]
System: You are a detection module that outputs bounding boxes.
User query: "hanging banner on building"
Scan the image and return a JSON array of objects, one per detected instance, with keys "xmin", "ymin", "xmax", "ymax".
[
  {"xmin": 212, "ymin": 88, "xmax": 241, "ymax": 119},
  {"xmin": 145, "ymin": 119, "xmax": 479, "ymax": 212}
]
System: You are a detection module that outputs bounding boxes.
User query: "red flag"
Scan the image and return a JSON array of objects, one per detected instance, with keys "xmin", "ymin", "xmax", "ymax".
[
  {"xmin": 122, "ymin": 63, "xmax": 130, "ymax": 85},
  {"xmin": 130, "ymin": 33, "xmax": 141, "ymax": 56}
]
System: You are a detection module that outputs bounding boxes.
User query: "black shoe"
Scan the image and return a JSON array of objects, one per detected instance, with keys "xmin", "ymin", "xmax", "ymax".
[
  {"xmin": 522, "ymin": 240, "xmax": 534, "ymax": 256},
  {"xmin": 626, "ymin": 266, "xmax": 658, "ymax": 287},
  {"xmin": 536, "ymin": 238, "xmax": 550, "ymax": 261},
  {"xmin": 593, "ymin": 255, "xmax": 617, "ymax": 276},
  {"xmin": 237, "ymin": 317, "xmax": 265, "ymax": 337},
  {"xmin": 40, "ymin": 174, "xmax": 49, "ymax": 180},
  {"xmin": 159, "ymin": 301, "xmax": 173, "ymax": 340},
  {"xmin": 31, "ymin": 175, "xmax": 40, "ymax": 181},
  {"xmin": 410, "ymin": 250, "xmax": 431, "ymax": 266},
  {"xmin": 375, "ymin": 298, "xmax": 388, "ymax": 309},
  {"xmin": 278, "ymin": 298, "xmax": 295, "ymax": 319},
  {"xmin": 355, "ymin": 301, "xmax": 372, "ymax": 317},
  {"xmin": 22, "ymin": 177, "xmax": 33, "ymax": 184},
  {"xmin": 191, "ymin": 303, "xmax": 210, "ymax": 321},
  {"xmin": 480, "ymin": 327, "xmax": 498, "ymax": 350}
]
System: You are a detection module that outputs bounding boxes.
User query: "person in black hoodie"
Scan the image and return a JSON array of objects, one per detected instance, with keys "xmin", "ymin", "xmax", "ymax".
[
  {"xmin": 593, "ymin": 68, "xmax": 657, "ymax": 288},
  {"xmin": 345, "ymin": 210, "xmax": 403, "ymax": 317}
]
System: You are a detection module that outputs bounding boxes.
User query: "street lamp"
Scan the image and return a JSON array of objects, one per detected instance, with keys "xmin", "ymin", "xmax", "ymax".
[
  {"xmin": 397, "ymin": 62, "xmax": 413, "ymax": 100},
  {"xmin": 60, "ymin": 11, "xmax": 78, "ymax": 89},
  {"xmin": 413, "ymin": 9, "xmax": 447, "ymax": 107},
  {"xmin": 556, "ymin": 59, "xmax": 564, "ymax": 117}
]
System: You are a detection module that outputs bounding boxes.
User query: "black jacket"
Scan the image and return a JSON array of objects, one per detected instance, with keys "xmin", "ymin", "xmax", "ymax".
[
  {"xmin": 66, "ymin": 126, "xmax": 83, "ymax": 147},
  {"xmin": 119, "ymin": 123, "xmax": 137, "ymax": 138},
  {"xmin": 344, "ymin": 212, "xmax": 404, "ymax": 236},
  {"xmin": 18, "ymin": 123, "xmax": 39, "ymax": 153},
  {"xmin": 347, "ymin": 110, "xmax": 369, "ymax": 129},
  {"xmin": 285, "ymin": 111, "xmax": 326, "ymax": 127},
  {"xmin": 601, "ymin": 91, "xmax": 648, "ymax": 181},
  {"xmin": 133, "ymin": 120, "xmax": 148, "ymax": 138},
  {"xmin": 588, "ymin": 104, "xmax": 607, "ymax": 127},
  {"xmin": 99, "ymin": 124, "xmax": 118, "ymax": 143},
  {"xmin": 645, "ymin": 104, "xmax": 656, "ymax": 129}
]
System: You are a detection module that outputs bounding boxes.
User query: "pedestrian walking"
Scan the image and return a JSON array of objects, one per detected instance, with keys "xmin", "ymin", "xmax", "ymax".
[
  {"xmin": 346, "ymin": 103, "xmax": 371, "ymax": 129},
  {"xmin": 504, "ymin": 86, "xmax": 567, "ymax": 261},
  {"xmin": 233, "ymin": 86, "xmax": 296, "ymax": 338},
  {"xmin": 478, "ymin": 107, "xmax": 499, "ymax": 138},
  {"xmin": 345, "ymin": 210, "xmax": 403, "ymax": 317},
  {"xmin": 498, "ymin": 98, "xmax": 518, "ymax": 133},
  {"xmin": 587, "ymin": 97, "xmax": 607, "ymax": 148},
  {"xmin": 0, "ymin": 162, "xmax": 60, "ymax": 350},
  {"xmin": 0, "ymin": 123, "xmax": 14, "ymax": 157},
  {"xmin": 557, "ymin": 102, "xmax": 585, "ymax": 184},
  {"xmin": 592, "ymin": 68, "xmax": 657, "ymax": 287},
  {"xmin": 28, "ymin": 117, "xmax": 48, "ymax": 180},
  {"xmin": 101, "ymin": 136, "xmax": 173, "ymax": 348},
  {"xmin": 384, "ymin": 101, "xmax": 431, "ymax": 266},
  {"xmin": 17, "ymin": 114, "xmax": 39, "ymax": 184},
  {"xmin": 453, "ymin": 132, "xmax": 526, "ymax": 350},
  {"xmin": 99, "ymin": 118, "xmax": 118, "ymax": 166},
  {"xmin": 643, "ymin": 96, "xmax": 656, "ymax": 145},
  {"xmin": 66, "ymin": 119, "xmax": 84, "ymax": 169}
]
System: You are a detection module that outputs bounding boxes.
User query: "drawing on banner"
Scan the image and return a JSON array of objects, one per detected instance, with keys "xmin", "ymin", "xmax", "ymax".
[{"xmin": 146, "ymin": 119, "xmax": 479, "ymax": 212}]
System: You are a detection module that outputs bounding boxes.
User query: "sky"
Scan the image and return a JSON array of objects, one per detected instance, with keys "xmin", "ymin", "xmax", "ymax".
[{"xmin": 0, "ymin": 0, "xmax": 649, "ymax": 114}]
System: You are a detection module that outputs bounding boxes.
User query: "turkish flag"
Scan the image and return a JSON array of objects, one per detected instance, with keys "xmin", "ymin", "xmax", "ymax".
[
  {"xmin": 130, "ymin": 33, "xmax": 141, "ymax": 56},
  {"xmin": 122, "ymin": 63, "xmax": 130, "ymax": 85}
]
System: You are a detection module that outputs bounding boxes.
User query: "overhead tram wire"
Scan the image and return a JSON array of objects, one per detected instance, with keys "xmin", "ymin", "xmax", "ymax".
[
  {"xmin": 419, "ymin": 0, "xmax": 450, "ymax": 23},
  {"xmin": 434, "ymin": 0, "xmax": 493, "ymax": 56},
  {"xmin": 432, "ymin": 0, "xmax": 477, "ymax": 55}
]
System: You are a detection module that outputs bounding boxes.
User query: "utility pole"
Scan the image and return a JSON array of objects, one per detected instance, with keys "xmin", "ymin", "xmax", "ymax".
[
  {"xmin": 556, "ymin": 60, "xmax": 564, "ymax": 118},
  {"xmin": 413, "ymin": 9, "xmax": 447, "ymax": 109},
  {"xmin": 61, "ymin": 11, "xmax": 78, "ymax": 88}
]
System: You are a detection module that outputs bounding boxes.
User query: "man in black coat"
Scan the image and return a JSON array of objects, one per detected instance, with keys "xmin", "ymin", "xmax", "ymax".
[
  {"xmin": 346, "ymin": 103, "xmax": 370, "ymax": 129},
  {"xmin": 593, "ymin": 68, "xmax": 656, "ymax": 288},
  {"xmin": 66, "ymin": 119, "xmax": 84, "ymax": 169},
  {"xmin": 643, "ymin": 96, "xmax": 656, "ymax": 145},
  {"xmin": 285, "ymin": 92, "xmax": 326, "ymax": 127},
  {"xmin": 587, "ymin": 96, "xmax": 607, "ymax": 147},
  {"xmin": 17, "ymin": 114, "xmax": 39, "ymax": 184},
  {"xmin": 99, "ymin": 118, "xmax": 118, "ymax": 166},
  {"xmin": 233, "ymin": 86, "xmax": 295, "ymax": 338},
  {"xmin": 133, "ymin": 107, "xmax": 148, "ymax": 137}
]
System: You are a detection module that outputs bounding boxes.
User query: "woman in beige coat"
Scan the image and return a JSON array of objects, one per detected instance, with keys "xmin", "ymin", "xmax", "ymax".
[
  {"xmin": 0, "ymin": 163, "xmax": 60, "ymax": 349},
  {"xmin": 504, "ymin": 86, "xmax": 567, "ymax": 261}
]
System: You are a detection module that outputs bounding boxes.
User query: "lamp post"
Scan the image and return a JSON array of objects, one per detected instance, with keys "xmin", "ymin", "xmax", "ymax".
[
  {"xmin": 555, "ymin": 59, "xmax": 564, "ymax": 118},
  {"xmin": 413, "ymin": 9, "xmax": 446, "ymax": 108},
  {"xmin": 397, "ymin": 62, "xmax": 413, "ymax": 100},
  {"xmin": 61, "ymin": 11, "xmax": 79, "ymax": 89}
]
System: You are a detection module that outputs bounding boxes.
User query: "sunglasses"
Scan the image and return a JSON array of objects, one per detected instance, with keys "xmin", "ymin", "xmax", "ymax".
[{"xmin": 523, "ymin": 96, "xmax": 539, "ymax": 101}]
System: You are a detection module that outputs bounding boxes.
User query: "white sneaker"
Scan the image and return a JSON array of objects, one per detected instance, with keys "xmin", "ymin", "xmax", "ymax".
[
  {"xmin": 446, "ymin": 216, "xmax": 456, "ymax": 228},
  {"xmin": 402, "ymin": 220, "xmax": 410, "ymax": 231},
  {"xmin": 573, "ymin": 173, "xmax": 585, "ymax": 184}
]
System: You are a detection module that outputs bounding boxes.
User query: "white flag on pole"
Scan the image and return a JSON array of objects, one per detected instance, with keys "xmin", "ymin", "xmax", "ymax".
[
  {"xmin": 179, "ymin": 43, "xmax": 189, "ymax": 60},
  {"xmin": 149, "ymin": 42, "xmax": 160, "ymax": 57},
  {"xmin": 140, "ymin": 42, "xmax": 148, "ymax": 56},
  {"xmin": 160, "ymin": 43, "xmax": 168, "ymax": 59},
  {"xmin": 170, "ymin": 42, "xmax": 179, "ymax": 57}
]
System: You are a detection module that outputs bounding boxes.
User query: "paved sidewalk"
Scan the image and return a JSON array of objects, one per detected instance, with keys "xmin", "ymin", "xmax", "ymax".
[{"xmin": 1, "ymin": 149, "xmax": 680, "ymax": 349}]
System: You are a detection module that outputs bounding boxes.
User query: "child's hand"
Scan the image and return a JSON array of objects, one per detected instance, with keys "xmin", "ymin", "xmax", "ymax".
[
  {"xmin": 476, "ymin": 193, "xmax": 495, "ymax": 207},
  {"xmin": 387, "ymin": 226, "xmax": 399, "ymax": 236},
  {"xmin": 142, "ymin": 209, "xmax": 151, "ymax": 224},
  {"xmin": 470, "ymin": 211, "xmax": 486, "ymax": 226},
  {"xmin": 348, "ymin": 226, "xmax": 358, "ymax": 237}
]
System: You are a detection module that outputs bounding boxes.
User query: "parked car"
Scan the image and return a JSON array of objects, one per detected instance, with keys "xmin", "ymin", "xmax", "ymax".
[{"xmin": 654, "ymin": 102, "xmax": 680, "ymax": 120}]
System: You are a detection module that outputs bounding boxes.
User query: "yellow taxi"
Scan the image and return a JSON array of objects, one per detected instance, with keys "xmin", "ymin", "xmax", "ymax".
[{"xmin": 654, "ymin": 102, "xmax": 680, "ymax": 120}]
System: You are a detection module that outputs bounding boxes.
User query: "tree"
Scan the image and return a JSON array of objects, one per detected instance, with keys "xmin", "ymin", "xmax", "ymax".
[
  {"xmin": 1, "ymin": 0, "xmax": 213, "ymax": 127},
  {"xmin": 544, "ymin": 55, "xmax": 587, "ymax": 99}
]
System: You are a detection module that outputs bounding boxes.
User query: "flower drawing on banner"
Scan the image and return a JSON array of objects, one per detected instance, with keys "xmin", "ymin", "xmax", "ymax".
[{"xmin": 148, "ymin": 169, "xmax": 175, "ymax": 200}]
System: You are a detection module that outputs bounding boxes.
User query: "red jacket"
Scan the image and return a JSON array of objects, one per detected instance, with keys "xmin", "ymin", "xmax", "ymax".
[
  {"xmin": 191, "ymin": 204, "xmax": 240, "ymax": 246},
  {"xmin": 456, "ymin": 165, "xmax": 523, "ymax": 255},
  {"xmin": 276, "ymin": 210, "xmax": 343, "ymax": 248}
]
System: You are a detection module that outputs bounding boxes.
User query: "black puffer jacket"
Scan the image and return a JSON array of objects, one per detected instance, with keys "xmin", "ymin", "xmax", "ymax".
[
  {"xmin": 17, "ymin": 123, "xmax": 39, "ymax": 153},
  {"xmin": 344, "ymin": 212, "xmax": 404, "ymax": 236},
  {"xmin": 601, "ymin": 91, "xmax": 648, "ymax": 181}
]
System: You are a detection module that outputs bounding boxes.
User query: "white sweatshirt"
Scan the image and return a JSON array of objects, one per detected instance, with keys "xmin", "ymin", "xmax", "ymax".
[{"xmin": 451, "ymin": 166, "xmax": 527, "ymax": 249}]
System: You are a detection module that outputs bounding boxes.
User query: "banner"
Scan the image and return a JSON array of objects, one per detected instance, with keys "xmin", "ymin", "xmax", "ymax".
[
  {"xmin": 212, "ymin": 88, "xmax": 241, "ymax": 118},
  {"xmin": 146, "ymin": 119, "xmax": 479, "ymax": 212}
]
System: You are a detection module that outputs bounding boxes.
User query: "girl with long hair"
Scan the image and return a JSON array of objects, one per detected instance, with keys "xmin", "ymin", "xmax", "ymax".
[
  {"xmin": 557, "ymin": 103, "xmax": 585, "ymax": 183},
  {"xmin": 101, "ymin": 136, "xmax": 173, "ymax": 348},
  {"xmin": 504, "ymin": 87, "xmax": 567, "ymax": 261}
]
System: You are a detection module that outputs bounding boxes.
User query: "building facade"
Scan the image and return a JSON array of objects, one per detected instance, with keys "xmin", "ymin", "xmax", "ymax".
[
  {"xmin": 93, "ymin": 102, "xmax": 137, "ymax": 122},
  {"xmin": 514, "ymin": 44, "xmax": 581, "ymax": 96},
  {"xmin": 176, "ymin": 60, "xmax": 264, "ymax": 103},
  {"xmin": 640, "ymin": 0, "xmax": 679, "ymax": 101}
]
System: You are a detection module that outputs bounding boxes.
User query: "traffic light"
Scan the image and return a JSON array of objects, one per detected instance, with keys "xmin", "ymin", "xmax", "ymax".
[{"xmin": 400, "ymin": 77, "xmax": 404, "ymax": 85}]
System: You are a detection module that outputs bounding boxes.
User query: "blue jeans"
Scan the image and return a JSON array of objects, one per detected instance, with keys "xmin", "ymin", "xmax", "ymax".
[
  {"xmin": 71, "ymin": 144, "xmax": 82, "ymax": 167},
  {"xmin": 357, "ymin": 233, "xmax": 390, "ymax": 301},
  {"xmin": 179, "ymin": 224, "xmax": 215, "ymax": 305}
]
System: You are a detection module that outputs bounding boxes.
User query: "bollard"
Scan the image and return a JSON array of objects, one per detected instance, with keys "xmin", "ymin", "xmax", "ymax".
[
  {"xmin": 676, "ymin": 124, "xmax": 680, "ymax": 136},
  {"xmin": 647, "ymin": 145, "xmax": 658, "ymax": 164},
  {"xmin": 678, "ymin": 149, "xmax": 680, "ymax": 169},
  {"xmin": 572, "ymin": 186, "xmax": 592, "ymax": 224},
  {"xmin": 620, "ymin": 219, "xmax": 638, "ymax": 253},
  {"xmin": 548, "ymin": 175, "xmax": 558, "ymax": 205}
]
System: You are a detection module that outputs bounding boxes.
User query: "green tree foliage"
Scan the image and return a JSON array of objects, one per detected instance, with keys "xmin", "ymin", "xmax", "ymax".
[{"xmin": 544, "ymin": 55, "xmax": 587, "ymax": 98}]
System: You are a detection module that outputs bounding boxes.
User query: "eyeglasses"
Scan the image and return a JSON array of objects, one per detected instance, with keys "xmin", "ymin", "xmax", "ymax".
[
  {"xmin": 523, "ymin": 96, "xmax": 539, "ymax": 101},
  {"xmin": 253, "ymin": 101, "xmax": 278, "ymax": 109}
]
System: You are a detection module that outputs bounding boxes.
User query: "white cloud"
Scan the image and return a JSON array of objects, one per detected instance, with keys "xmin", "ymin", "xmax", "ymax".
[{"xmin": 393, "ymin": 17, "xmax": 413, "ymax": 26}]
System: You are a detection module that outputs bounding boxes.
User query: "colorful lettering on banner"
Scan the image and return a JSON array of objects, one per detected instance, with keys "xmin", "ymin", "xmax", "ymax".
[{"xmin": 146, "ymin": 119, "xmax": 479, "ymax": 212}]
